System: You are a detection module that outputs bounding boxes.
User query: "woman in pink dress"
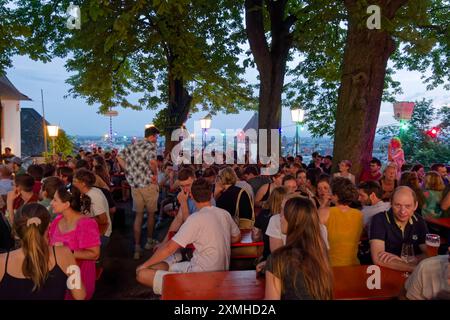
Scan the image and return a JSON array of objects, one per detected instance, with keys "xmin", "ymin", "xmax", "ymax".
[
  {"xmin": 388, "ymin": 137, "xmax": 405, "ymax": 180},
  {"xmin": 48, "ymin": 186, "xmax": 100, "ymax": 300}
]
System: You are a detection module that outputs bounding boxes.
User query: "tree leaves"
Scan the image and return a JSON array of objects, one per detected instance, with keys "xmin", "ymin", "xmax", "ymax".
[{"xmin": 2, "ymin": 0, "xmax": 255, "ymax": 131}]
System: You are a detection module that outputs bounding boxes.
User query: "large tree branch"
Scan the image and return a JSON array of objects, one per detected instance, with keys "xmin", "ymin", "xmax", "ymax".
[{"xmin": 245, "ymin": 0, "xmax": 271, "ymax": 74}]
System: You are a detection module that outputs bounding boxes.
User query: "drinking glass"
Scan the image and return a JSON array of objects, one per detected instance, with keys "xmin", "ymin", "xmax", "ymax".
[
  {"xmin": 425, "ymin": 234, "xmax": 440, "ymax": 257},
  {"xmin": 401, "ymin": 243, "xmax": 415, "ymax": 264}
]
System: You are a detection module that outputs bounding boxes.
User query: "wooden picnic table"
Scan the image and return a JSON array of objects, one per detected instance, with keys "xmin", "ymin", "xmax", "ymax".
[
  {"xmin": 162, "ymin": 270, "xmax": 264, "ymax": 300},
  {"xmin": 161, "ymin": 265, "xmax": 406, "ymax": 300},
  {"xmin": 333, "ymin": 265, "xmax": 406, "ymax": 300}
]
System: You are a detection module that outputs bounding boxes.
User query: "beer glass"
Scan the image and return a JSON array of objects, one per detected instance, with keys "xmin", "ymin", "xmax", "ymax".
[
  {"xmin": 425, "ymin": 234, "xmax": 440, "ymax": 257},
  {"xmin": 401, "ymin": 243, "xmax": 415, "ymax": 264}
]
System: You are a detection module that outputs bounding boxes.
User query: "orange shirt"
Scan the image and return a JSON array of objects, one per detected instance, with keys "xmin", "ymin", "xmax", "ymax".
[{"xmin": 326, "ymin": 206, "xmax": 363, "ymax": 267}]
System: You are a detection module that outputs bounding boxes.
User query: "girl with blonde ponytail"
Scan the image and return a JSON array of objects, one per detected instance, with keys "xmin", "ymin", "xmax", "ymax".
[{"xmin": 0, "ymin": 203, "xmax": 86, "ymax": 300}]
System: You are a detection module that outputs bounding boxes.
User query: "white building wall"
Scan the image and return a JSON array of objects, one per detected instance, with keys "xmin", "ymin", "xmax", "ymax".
[{"xmin": 1, "ymin": 100, "xmax": 21, "ymax": 157}]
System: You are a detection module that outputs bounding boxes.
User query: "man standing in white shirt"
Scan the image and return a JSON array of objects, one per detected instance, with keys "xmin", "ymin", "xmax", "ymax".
[{"xmin": 135, "ymin": 178, "xmax": 241, "ymax": 295}]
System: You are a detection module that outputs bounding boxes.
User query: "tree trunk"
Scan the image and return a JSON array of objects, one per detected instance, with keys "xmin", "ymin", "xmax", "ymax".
[
  {"xmin": 245, "ymin": 0, "xmax": 293, "ymax": 158},
  {"xmin": 164, "ymin": 56, "xmax": 192, "ymax": 155},
  {"xmin": 333, "ymin": 0, "xmax": 408, "ymax": 180}
]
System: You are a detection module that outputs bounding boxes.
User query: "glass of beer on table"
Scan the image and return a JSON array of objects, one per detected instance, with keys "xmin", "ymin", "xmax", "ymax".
[{"xmin": 425, "ymin": 234, "xmax": 440, "ymax": 257}]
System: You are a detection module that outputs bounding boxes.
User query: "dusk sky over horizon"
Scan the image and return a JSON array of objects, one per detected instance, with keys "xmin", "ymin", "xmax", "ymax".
[{"xmin": 6, "ymin": 53, "xmax": 449, "ymax": 138}]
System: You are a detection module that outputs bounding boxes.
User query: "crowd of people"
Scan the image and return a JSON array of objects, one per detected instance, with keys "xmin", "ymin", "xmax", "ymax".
[
  {"xmin": 0, "ymin": 131, "xmax": 449, "ymax": 300},
  {"xmin": 0, "ymin": 144, "xmax": 117, "ymax": 300}
]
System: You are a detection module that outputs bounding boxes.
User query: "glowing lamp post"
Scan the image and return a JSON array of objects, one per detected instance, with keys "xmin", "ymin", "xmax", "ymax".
[
  {"xmin": 200, "ymin": 115, "xmax": 212, "ymax": 149},
  {"xmin": 291, "ymin": 108, "xmax": 305, "ymax": 156},
  {"xmin": 47, "ymin": 125, "xmax": 59, "ymax": 156}
]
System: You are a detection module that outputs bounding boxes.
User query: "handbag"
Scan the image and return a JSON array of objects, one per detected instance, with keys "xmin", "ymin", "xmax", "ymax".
[
  {"xmin": 231, "ymin": 189, "xmax": 260, "ymax": 259},
  {"xmin": 233, "ymin": 188, "xmax": 255, "ymax": 229}
]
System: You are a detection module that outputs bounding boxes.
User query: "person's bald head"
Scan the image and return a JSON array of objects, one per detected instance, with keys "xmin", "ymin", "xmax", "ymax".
[
  {"xmin": 391, "ymin": 186, "xmax": 417, "ymax": 205},
  {"xmin": 391, "ymin": 186, "xmax": 418, "ymax": 223}
]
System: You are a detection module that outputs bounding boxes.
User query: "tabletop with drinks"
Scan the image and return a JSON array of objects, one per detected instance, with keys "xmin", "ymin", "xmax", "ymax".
[{"xmin": 161, "ymin": 265, "xmax": 407, "ymax": 300}]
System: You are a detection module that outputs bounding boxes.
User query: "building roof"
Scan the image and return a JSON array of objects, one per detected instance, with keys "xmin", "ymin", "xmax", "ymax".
[
  {"xmin": 21, "ymin": 108, "xmax": 48, "ymax": 157},
  {"xmin": 243, "ymin": 112, "xmax": 258, "ymax": 132},
  {"xmin": 0, "ymin": 75, "xmax": 32, "ymax": 101}
]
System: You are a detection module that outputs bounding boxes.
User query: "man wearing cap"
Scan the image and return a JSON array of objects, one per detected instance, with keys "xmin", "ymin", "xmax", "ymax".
[
  {"xmin": 6, "ymin": 157, "xmax": 25, "ymax": 176},
  {"xmin": 117, "ymin": 126, "xmax": 160, "ymax": 259}
]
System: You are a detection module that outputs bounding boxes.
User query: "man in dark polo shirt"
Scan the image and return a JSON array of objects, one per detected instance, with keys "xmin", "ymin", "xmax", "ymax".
[{"xmin": 370, "ymin": 186, "xmax": 429, "ymax": 272}]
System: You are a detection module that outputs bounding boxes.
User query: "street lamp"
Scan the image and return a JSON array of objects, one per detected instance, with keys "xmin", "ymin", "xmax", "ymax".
[
  {"xmin": 200, "ymin": 114, "xmax": 212, "ymax": 149},
  {"xmin": 291, "ymin": 108, "xmax": 305, "ymax": 156},
  {"xmin": 47, "ymin": 125, "xmax": 59, "ymax": 156}
]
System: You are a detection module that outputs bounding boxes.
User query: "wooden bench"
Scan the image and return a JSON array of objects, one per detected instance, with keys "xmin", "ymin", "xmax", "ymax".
[{"xmin": 161, "ymin": 265, "xmax": 406, "ymax": 300}]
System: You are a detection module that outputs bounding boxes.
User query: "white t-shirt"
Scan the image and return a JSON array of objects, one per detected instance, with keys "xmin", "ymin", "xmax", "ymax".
[
  {"xmin": 265, "ymin": 214, "xmax": 330, "ymax": 249},
  {"xmin": 172, "ymin": 206, "xmax": 241, "ymax": 272},
  {"xmin": 86, "ymin": 187, "xmax": 112, "ymax": 237},
  {"xmin": 405, "ymin": 255, "xmax": 450, "ymax": 300},
  {"xmin": 266, "ymin": 214, "xmax": 287, "ymax": 244}
]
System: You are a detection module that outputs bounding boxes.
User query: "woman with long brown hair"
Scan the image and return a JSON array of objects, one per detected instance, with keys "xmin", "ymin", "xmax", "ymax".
[
  {"xmin": 0, "ymin": 203, "xmax": 85, "ymax": 300},
  {"xmin": 265, "ymin": 196, "xmax": 333, "ymax": 300},
  {"xmin": 93, "ymin": 155, "xmax": 111, "ymax": 188}
]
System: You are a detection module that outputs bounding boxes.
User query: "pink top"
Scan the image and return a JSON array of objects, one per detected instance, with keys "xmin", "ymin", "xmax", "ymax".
[{"xmin": 48, "ymin": 215, "xmax": 100, "ymax": 300}]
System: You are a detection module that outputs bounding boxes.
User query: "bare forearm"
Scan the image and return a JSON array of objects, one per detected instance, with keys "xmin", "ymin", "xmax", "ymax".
[
  {"xmin": 375, "ymin": 258, "xmax": 415, "ymax": 272},
  {"xmin": 165, "ymin": 212, "xmax": 183, "ymax": 240},
  {"xmin": 180, "ymin": 201, "xmax": 189, "ymax": 222},
  {"xmin": 74, "ymin": 248, "xmax": 99, "ymax": 261}
]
